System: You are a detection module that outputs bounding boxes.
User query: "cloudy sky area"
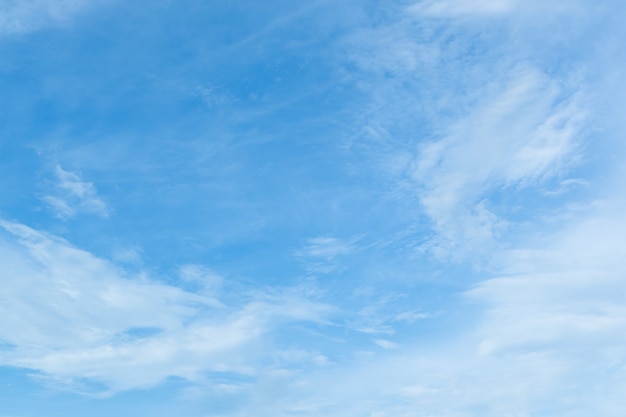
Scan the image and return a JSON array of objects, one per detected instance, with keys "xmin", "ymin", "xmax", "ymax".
[{"xmin": 1, "ymin": 0, "xmax": 625, "ymax": 416}]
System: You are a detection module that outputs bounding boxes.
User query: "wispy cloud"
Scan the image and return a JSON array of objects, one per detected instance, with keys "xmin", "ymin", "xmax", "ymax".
[
  {"xmin": 470, "ymin": 203, "xmax": 626, "ymax": 357},
  {"xmin": 0, "ymin": 0, "xmax": 100, "ymax": 36},
  {"xmin": 410, "ymin": 67, "xmax": 586, "ymax": 256},
  {"xmin": 408, "ymin": 0, "xmax": 587, "ymax": 19},
  {"xmin": 224, "ymin": 197, "xmax": 626, "ymax": 415},
  {"xmin": 342, "ymin": 1, "xmax": 590, "ymax": 260},
  {"xmin": 373, "ymin": 339, "xmax": 398, "ymax": 350},
  {"xmin": 178, "ymin": 264, "xmax": 224, "ymax": 294},
  {"xmin": 298, "ymin": 237, "xmax": 353, "ymax": 260},
  {"xmin": 1, "ymin": 0, "xmax": 624, "ymax": 415},
  {"xmin": 409, "ymin": 0, "xmax": 520, "ymax": 17},
  {"xmin": 0, "ymin": 219, "xmax": 333, "ymax": 395},
  {"xmin": 296, "ymin": 236, "xmax": 355, "ymax": 275},
  {"xmin": 42, "ymin": 165, "xmax": 109, "ymax": 219}
]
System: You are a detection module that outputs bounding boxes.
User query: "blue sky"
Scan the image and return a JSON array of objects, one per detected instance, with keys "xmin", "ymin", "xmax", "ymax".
[{"xmin": 1, "ymin": 0, "xmax": 626, "ymax": 416}]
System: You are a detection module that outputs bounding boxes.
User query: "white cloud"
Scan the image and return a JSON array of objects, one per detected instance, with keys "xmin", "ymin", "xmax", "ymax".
[
  {"xmin": 408, "ymin": 0, "xmax": 587, "ymax": 19},
  {"xmin": 111, "ymin": 245, "xmax": 143, "ymax": 265},
  {"xmin": 373, "ymin": 339, "xmax": 397, "ymax": 350},
  {"xmin": 435, "ymin": 200, "xmax": 626, "ymax": 416},
  {"xmin": 0, "ymin": 219, "xmax": 332, "ymax": 395},
  {"xmin": 409, "ymin": 0, "xmax": 519, "ymax": 17},
  {"xmin": 298, "ymin": 237, "xmax": 353, "ymax": 259},
  {"xmin": 469, "ymin": 204, "xmax": 626, "ymax": 357},
  {"xmin": 296, "ymin": 236, "xmax": 355, "ymax": 275},
  {"xmin": 231, "ymin": 270, "xmax": 625, "ymax": 415},
  {"xmin": 40, "ymin": 195, "xmax": 77, "ymax": 218},
  {"xmin": 393, "ymin": 310, "xmax": 437, "ymax": 323},
  {"xmin": 179, "ymin": 264, "xmax": 224, "ymax": 294},
  {"xmin": 215, "ymin": 3, "xmax": 626, "ymax": 416},
  {"xmin": 409, "ymin": 67, "xmax": 586, "ymax": 257},
  {"xmin": 227, "ymin": 194, "xmax": 626, "ymax": 417},
  {"xmin": 340, "ymin": 0, "xmax": 592, "ymax": 261},
  {"xmin": 42, "ymin": 165, "xmax": 109, "ymax": 219},
  {"xmin": 273, "ymin": 349, "xmax": 330, "ymax": 368},
  {"xmin": 0, "ymin": 0, "xmax": 101, "ymax": 36},
  {"xmin": 195, "ymin": 85, "xmax": 232, "ymax": 108}
]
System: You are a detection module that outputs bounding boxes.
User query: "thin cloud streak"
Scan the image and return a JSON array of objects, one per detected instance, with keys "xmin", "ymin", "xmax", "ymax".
[
  {"xmin": 411, "ymin": 67, "xmax": 586, "ymax": 257},
  {"xmin": 42, "ymin": 165, "xmax": 109, "ymax": 219},
  {"xmin": 0, "ymin": 0, "xmax": 105, "ymax": 36},
  {"xmin": 0, "ymin": 219, "xmax": 333, "ymax": 395}
]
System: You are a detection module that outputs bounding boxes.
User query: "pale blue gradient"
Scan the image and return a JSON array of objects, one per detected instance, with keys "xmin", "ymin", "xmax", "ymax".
[{"xmin": 1, "ymin": 1, "xmax": 626, "ymax": 416}]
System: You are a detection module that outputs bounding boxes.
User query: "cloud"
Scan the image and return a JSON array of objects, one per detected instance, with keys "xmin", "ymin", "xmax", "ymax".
[
  {"xmin": 298, "ymin": 237, "xmax": 353, "ymax": 260},
  {"xmin": 422, "ymin": 199, "xmax": 626, "ymax": 416},
  {"xmin": 410, "ymin": 67, "xmax": 586, "ymax": 257},
  {"xmin": 409, "ymin": 0, "xmax": 520, "ymax": 17},
  {"xmin": 373, "ymin": 339, "xmax": 397, "ymax": 350},
  {"xmin": 0, "ymin": 0, "xmax": 622, "ymax": 415},
  {"xmin": 210, "ymin": 4, "xmax": 626, "ymax": 416},
  {"xmin": 0, "ymin": 219, "xmax": 332, "ymax": 395},
  {"xmin": 408, "ymin": 0, "xmax": 587, "ymax": 19},
  {"xmin": 179, "ymin": 264, "xmax": 224, "ymax": 294},
  {"xmin": 0, "ymin": 0, "xmax": 100, "ymax": 36},
  {"xmin": 469, "ymin": 204, "xmax": 626, "ymax": 356},
  {"xmin": 42, "ymin": 165, "xmax": 109, "ymax": 219},
  {"xmin": 339, "ymin": 0, "xmax": 592, "ymax": 261},
  {"xmin": 295, "ymin": 236, "xmax": 355, "ymax": 275},
  {"xmin": 227, "ymin": 204, "xmax": 626, "ymax": 417}
]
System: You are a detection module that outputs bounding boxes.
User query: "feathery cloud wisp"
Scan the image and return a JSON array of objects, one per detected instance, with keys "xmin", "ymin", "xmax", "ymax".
[{"xmin": 42, "ymin": 165, "xmax": 109, "ymax": 219}]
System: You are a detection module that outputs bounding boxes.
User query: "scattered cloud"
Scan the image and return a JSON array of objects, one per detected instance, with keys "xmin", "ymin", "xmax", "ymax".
[
  {"xmin": 0, "ymin": 0, "xmax": 623, "ymax": 416},
  {"xmin": 195, "ymin": 85, "xmax": 232, "ymax": 109},
  {"xmin": 111, "ymin": 245, "xmax": 143, "ymax": 265},
  {"xmin": 296, "ymin": 236, "xmax": 356, "ymax": 275},
  {"xmin": 344, "ymin": 294, "xmax": 436, "ymax": 336},
  {"xmin": 373, "ymin": 339, "xmax": 397, "ymax": 350},
  {"xmin": 408, "ymin": 67, "xmax": 586, "ymax": 257},
  {"xmin": 298, "ymin": 237, "xmax": 353, "ymax": 259},
  {"xmin": 409, "ymin": 0, "xmax": 520, "ymax": 17},
  {"xmin": 0, "ymin": 219, "xmax": 333, "ymax": 395},
  {"xmin": 234, "ymin": 195, "xmax": 626, "ymax": 417},
  {"xmin": 470, "ymin": 204, "xmax": 626, "ymax": 357},
  {"xmin": 42, "ymin": 165, "xmax": 109, "ymax": 219},
  {"xmin": 0, "ymin": 0, "xmax": 102, "ymax": 36},
  {"xmin": 408, "ymin": 0, "xmax": 587, "ymax": 19},
  {"xmin": 179, "ymin": 264, "xmax": 224, "ymax": 294}
]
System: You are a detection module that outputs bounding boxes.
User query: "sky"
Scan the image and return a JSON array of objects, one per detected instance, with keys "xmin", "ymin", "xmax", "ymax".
[{"xmin": 1, "ymin": 0, "xmax": 626, "ymax": 416}]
